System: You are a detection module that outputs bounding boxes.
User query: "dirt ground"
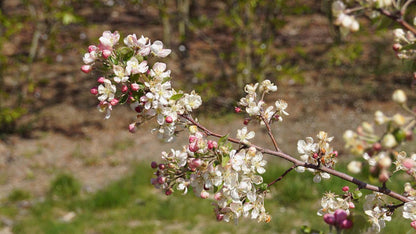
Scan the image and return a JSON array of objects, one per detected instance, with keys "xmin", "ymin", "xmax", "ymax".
[{"xmin": 0, "ymin": 1, "xmax": 414, "ymax": 201}]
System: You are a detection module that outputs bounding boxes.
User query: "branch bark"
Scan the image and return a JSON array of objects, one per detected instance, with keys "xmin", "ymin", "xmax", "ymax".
[{"xmin": 180, "ymin": 114, "xmax": 411, "ymax": 204}]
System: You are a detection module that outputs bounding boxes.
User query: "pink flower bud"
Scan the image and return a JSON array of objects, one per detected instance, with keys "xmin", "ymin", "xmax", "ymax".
[
  {"xmin": 131, "ymin": 83, "xmax": 140, "ymax": 91},
  {"xmin": 81, "ymin": 65, "xmax": 92, "ymax": 73},
  {"xmin": 342, "ymin": 186, "xmax": 349, "ymax": 192},
  {"xmin": 128, "ymin": 123, "xmax": 136, "ymax": 133},
  {"xmin": 339, "ymin": 219, "xmax": 353, "ymax": 229},
  {"xmin": 379, "ymin": 170, "xmax": 389, "ymax": 183},
  {"xmin": 189, "ymin": 158, "xmax": 202, "ymax": 169},
  {"xmin": 393, "ymin": 43, "xmax": 402, "ymax": 52},
  {"xmin": 139, "ymin": 96, "xmax": 147, "ymax": 102},
  {"xmin": 323, "ymin": 213, "xmax": 335, "ymax": 225},
  {"xmin": 332, "ymin": 151, "xmax": 338, "ymax": 157},
  {"xmin": 411, "ymin": 220, "xmax": 416, "ymax": 230},
  {"xmin": 189, "ymin": 136, "xmax": 198, "ymax": 143},
  {"xmin": 313, "ymin": 153, "xmax": 319, "ymax": 159},
  {"xmin": 403, "ymin": 159, "xmax": 414, "ymax": 169},
  {"xmin": 189, "ymin": 142, "xmax": 199, "ymax": 152},
  {"xmin": 234, "ymin": 107, "xmax": 241, "ymax": 113},
  {"xmin": 88, "ymin": 45, "xmax": 97, "ymax": 53},
  {"xmin": 121, "ymin": 85, "xmax": 128, "ymax": 93},
  {"xmin": 207, "ymin": 140, "xmax": 218, "ymax": 149},
  {"xmin": 216, "ymin": 214, "xmax": 224, "ymax": 221},
  {"xmin": 157, "ymin": 176, "xmax": 166, "ymax": 184},
  {"xmin": 334, "ymin": 209, "xmax": 348, "ymax": 223},
  {"xmin": 243, "ymin": 118, "xmax": 250, "ymax": 125},
  {"xmin": 373, "ymin": 142, "xmax": 382, "ymax": 151},
  {"xmin": 102, "ymin": 49, "xmax": 111, "ymax": 59},
  {"xmin": 158, "ymin": 164, "xmax": 166, "ymax": 170},
  {"xmin": 151, "ymin": 161, "xmax": 158, "ymax": 169},
  {"xmin": 214, "ymin": 193, "xmax": 222, "ymax": 201},
  {"xmin": 110, "ymin": 98, "xmax": 119, "ymax": 106},
  {"xmin": 200, "ymin": 190, "xmax": 209, "ymax": 199},
  {"xmin": 165, "ymin": 116, "xmax": 173, "ymax": 123},
  {"xmin": 165, "ymin": 188, "xmax": 173, "ymax": 196},
  {"xmin": 349, "ymin": 202, "xmax": 355, "ymax": 209},
  {"xmin": 97, "ymin": 77, "xmax": 106, "ymax": 83},
  {"xmin": 90, "ymin": 87, "xmax": 98, "ymax": 95}
]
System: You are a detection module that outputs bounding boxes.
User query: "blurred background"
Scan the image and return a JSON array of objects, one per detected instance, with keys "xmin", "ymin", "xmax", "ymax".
[{"xmin": 0, "ymin": 0, "xmax": 415, "ymax": 233}]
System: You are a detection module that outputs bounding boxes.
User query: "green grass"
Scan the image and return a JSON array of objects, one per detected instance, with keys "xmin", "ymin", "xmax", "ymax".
[{"xmin": 7, "ymin": 162, "xmax": 414, "ymax": 234}]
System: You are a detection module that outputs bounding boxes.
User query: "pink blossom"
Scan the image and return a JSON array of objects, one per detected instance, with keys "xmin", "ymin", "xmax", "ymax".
[{"xmin": 81, "ymin": 65, "xmax": 92, "ymax": 73}]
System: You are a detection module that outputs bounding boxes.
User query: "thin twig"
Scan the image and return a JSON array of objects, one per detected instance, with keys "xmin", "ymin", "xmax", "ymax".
[
  {"xmin": 267, "ymin": 165, "xmax": 296, "ymax": 188},
  {"xmin": 181, "ymin": 114, "xmax": 412, "ymax": 203},
  {"xmin": 377, "ymin": 8, "xmax": 416, "ymax": 35},
  {"xmin": 260, "ymin": 115, "xmax": 281, "ymax": 152}
]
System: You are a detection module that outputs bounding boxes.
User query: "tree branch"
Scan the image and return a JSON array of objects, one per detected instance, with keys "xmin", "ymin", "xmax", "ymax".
[{"xmin": 181, "ymin": 114, "xmax": 411, "ymax": 203}]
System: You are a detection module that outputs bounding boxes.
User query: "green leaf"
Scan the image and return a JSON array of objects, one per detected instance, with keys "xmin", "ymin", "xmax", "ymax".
[
  {"xmin": 117, "ymin": 47, "xmax": 134, "ymax": 61},
  {"xmin": 119, "ymin": 94, "xmax": 129, "ymax": 105},
  {"xmin": 170, "ymin": 93, "xmax": 184, "ymax": 101},
  {"xmin": 162, "ymin": 77, "xmax": 171, "ymax": 84},
  {"xmin": 218, "ymin": 134, "xmax": 229, "ymax": 146},
  {"xmin": 352, "ymin": 190, "xmax": 363, "ymax": 199},
  {"xmin": 221, "ymin": 154, "xmax": 230, "ymax": 167}
]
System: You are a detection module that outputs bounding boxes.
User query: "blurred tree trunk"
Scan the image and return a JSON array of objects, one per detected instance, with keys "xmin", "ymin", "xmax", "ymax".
[{"xmin": 158, "ymin": 0, "xmax": 171, "ymax": 48}]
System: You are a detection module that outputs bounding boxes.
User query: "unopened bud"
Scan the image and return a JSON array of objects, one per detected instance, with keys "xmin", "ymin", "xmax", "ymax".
[
  {"xmin": 151, "ymin": 161, "xmax": 158, "ymax": 169},
  {"xmin": 411, "ymin": 220, "xmax": 416, "ymax": 230},
  {"xmin": 393, "ymin": 43, "xmax": 402, "ymax": 52},
  {"xmin": 158, "ymin": 164, "xmax": 166, "ymax": 170},
  {"xmin": 334, "ymin": 209, "xmax": 348, "ymax": 223},
  {"xmin": 157, "ymin": 176, "xmax": 166, "ymax": 184},
  {"xmin": 131, "ymin": 83, "xmax": 140, "ymax": 91},
  {"xmin": 110, "ymin": 98, "xmax": 119, "ymax": 106},
  {"xmin": 243, "ymin": 118, "xmax": 250, "ymax": 125},
  {"xmin": 234, "ymin": 107, "xmax": 241, "ymax": 113},
  {"xmin": 102, "ymin": 49, "xmax": 111, "ymax": 59},
  {"xmin": 121, "ymin": 85, "xmax": 128, "ymax": 93},
  {"xmin": 393, "ymin": 114, "xmax": 406, "ymax": 126},
  {"xmin": 379, "ymin": 170, "xmax": 390, "ymax": 183},
  {"xmin": 349, "ymin": 202, "xmax": 355, "ymax": 209},
  {"xmin": 323, "ymin": 213, "xmax": 335, "ymax": 225},
  {"xmin": 97, "ymin": 77, "xmax": 106, "ymax": 83},
  {"xmin": 373, "ymin": 142, "xmax": 382, "ymax": 151},
  {"xmin": 128, "ymin": 123, "xmax": 136, "ymax": 133},
  {"xmin": 81, "ymin": 65, "xmax": 92, "ymax": 73},
  {"xmin": 382, "ymin": 134, "xmax": 397, "ymax": 148},
  {"xmin": 392, "ymin": 89, "xmax": 407, "ymax": 104},
  {"xmin": 88, "ymin": 45, "xmax": 97, "ymax": 53},
  {"xmin": 207, "ymin": 140, "xmax": 218, "ymax": 149},
  {"xmin": 378, "ymin": 156, "xmax": 392, "ymax": 169},
  {"xmin": 189, "ymin": 142, "xmax": 199, "ymax": 152},
  {"xmin": 340, "ymin": 219, "xmax": 353, "ymax": 229},
  {"xmin": 165, "ymin": 116, "xmax": 173, "ymax": 123},
  {"xmin": 90, "ymin": 87, "xmax": 98, "ymax": 95},
  {"xmin": 189, "ymin": 158, "xmax": 202, "ymax": 169},
  {"xmin": 216, "ymin": 214, "xmax": 224, "ymax": 221},
  {"xmin": 342, "ymin": 186, "xmax": 349, "ymax": 192},
  {"xmin": 165, "ymin": 188, "xmax": 173, "ymax": 196}
]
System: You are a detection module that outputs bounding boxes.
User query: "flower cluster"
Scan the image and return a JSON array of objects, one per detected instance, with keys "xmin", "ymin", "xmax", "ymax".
[
  {"xmin": 393, "ymin": 28, "xmax": 416, "ymax": 59},
  {"xmin": 82, "ymin": 31, "xmax": 202, "ymax": 141},
  {"xmin": 364, "ymin": 192, "xmax": 392, "ymax": 232},
  {"xmin": 319, "ymin": 187, "xmax": 355, "ymax": 231},
  {"xmin": 332, "ymin": 1, "xmax": 359, "ymax": 33},
  {"xmin": 237, "ymin": 80, "xmax": 288, "ymax": 124},
  {"xmin": 343, "ymin": 89, "xmax": 415, "ymax": 185},
  {"xmin": 296, "ymin": 131, "xmax": 338, "ymax": 183},
  {"xmin": 150, "ymin": 126, "xmax": 270, "ymax": 223}
]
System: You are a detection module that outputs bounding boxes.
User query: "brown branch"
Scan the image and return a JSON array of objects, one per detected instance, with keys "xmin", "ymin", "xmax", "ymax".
[
  {"xmin": 377, "ymin": 8, "xmax": 416, "ymax": 35},
  {"xmin": 267, "ymin": 165, "xmax": 296, "ymax": 188},
  {"xmin": 181, "ymin": 114, "xmax": 412, "ymax": 204},
  {"xmin": 260, "ymin": 115, "xmax": 281, "ymax": 152}
]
